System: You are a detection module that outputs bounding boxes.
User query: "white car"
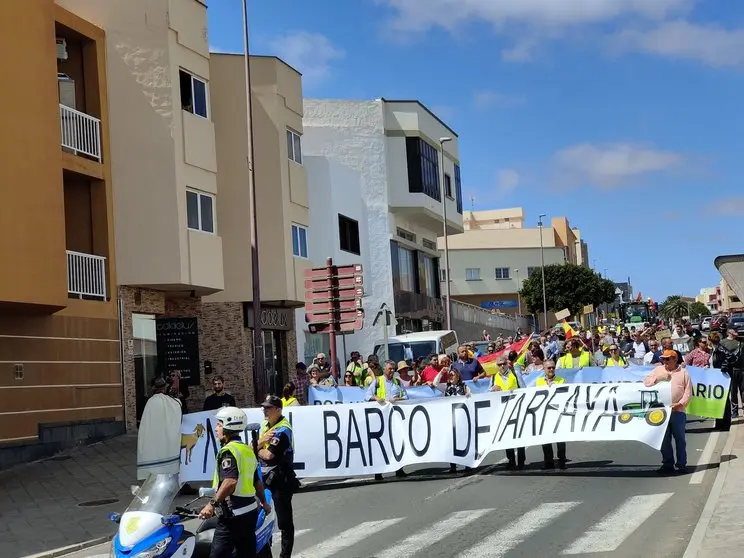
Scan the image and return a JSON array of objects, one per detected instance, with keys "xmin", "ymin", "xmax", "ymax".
[{"xmin": 701, "ymin": 316, "xmax": 713, "ymax": 331}]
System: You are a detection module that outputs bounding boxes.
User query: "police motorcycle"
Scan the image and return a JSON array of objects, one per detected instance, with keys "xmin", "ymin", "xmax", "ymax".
[{"xmin": 108, "ymin": 423, "xmax": 276, "ymax": 558}]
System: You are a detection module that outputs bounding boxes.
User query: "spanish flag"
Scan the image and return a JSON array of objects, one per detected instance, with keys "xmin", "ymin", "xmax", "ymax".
[
  {"xmin": 478, "ymin": 337, "xmax": 532, "ymax": 376},
  {"xmin": 562, "ymin": 319, "xmax": 576, "ymax": 339}
]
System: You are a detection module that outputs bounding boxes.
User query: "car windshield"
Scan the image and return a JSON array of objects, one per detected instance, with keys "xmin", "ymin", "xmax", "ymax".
[
  {"xmin": 730, "ymin": 318, "xmax": 744, "ymax": 325},
  {"xmin": 375, "ymin": 341, "xmax": 437, "ymax": 363},
  {"xmin": 126, "ymin": 474, "xmax": 181, "ymax": 515}
]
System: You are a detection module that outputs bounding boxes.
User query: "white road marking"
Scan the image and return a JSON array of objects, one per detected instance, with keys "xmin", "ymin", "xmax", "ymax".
[
  {"xmin": 458, "ymin": 501, "xmax": 579, "ymax": 557},
  {"xmin": 293, "ymin": 518, "xmax": 402, "ymax": 558},
  {"xmin": 272, "ymin": 528, "xmax": 313, "ymax": 546},
  {"xmin": 376, "ymin": 508, "xmax": 494, "ymax": 558},
  {"xmin": 690, "ymin": 431, "xmax": 720, "ymax": 485},
  {"xmin": 425, "ymin": 458, "xmax": 508, "ymax": 501},
  {"xmin": 562, "ymin": 493, "xmax": 673, "ymax": 554}
]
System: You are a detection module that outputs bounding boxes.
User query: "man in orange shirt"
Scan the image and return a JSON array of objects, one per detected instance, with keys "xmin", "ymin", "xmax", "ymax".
[{"xmin": 644, "ymin": 350, "xmax": 693, "ymax": 474}]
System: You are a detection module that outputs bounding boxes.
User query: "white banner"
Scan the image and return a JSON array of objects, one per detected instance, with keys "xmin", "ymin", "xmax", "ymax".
[{"xmin": 179, "ymin": 382, "xmax": 672, "ymax": 482}]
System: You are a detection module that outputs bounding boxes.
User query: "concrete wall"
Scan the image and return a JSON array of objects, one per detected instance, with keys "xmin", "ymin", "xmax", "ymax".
[
  {"xmin": 299, "ymin": 100, "xmax": 394, "ymax": 361},
  {"xmin": 207, "ymin": 55, "xmax": 308, "ymax": 305}
]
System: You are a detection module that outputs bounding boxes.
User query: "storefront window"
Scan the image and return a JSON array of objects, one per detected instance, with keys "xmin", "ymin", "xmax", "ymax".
[{"xmin": 133, "ymin": 313, "xmax": 158, "ymax": 419}]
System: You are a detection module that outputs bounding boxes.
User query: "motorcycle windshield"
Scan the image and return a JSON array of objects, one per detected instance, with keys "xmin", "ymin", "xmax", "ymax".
[{"xmin": 126, "ymin": 473, "xmax": 181, "ymax": 516}]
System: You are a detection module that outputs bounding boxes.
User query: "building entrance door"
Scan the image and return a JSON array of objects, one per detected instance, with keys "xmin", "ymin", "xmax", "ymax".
[{"xmin": 261, "ymin": 330, "xmax": 286, "ymax": 397}]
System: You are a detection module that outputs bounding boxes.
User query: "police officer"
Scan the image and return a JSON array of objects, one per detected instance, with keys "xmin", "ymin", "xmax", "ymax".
[
  {"xmin": 257, "ymin": 395, "xmax": 297, "ymax": 558},
  {"xmin": 199, "ymin": 406, "xmax": 271, "ymax": 558}
]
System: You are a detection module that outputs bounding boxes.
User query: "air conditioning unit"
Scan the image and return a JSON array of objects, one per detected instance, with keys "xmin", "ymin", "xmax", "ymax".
[{"xmin": 56, "ymin": 38, "xmax": 68, "ymax": 60}]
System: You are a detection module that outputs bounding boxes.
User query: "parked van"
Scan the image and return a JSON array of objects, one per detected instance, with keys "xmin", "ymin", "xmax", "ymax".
[{"xmin": 373, "ymin": 330, "xmax": 459, "ymax": 363}]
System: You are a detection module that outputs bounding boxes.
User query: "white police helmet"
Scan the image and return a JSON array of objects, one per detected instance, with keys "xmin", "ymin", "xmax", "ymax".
[{"xmin": 214, "ymin": 406, "xmax": 247, "ymax": 433}]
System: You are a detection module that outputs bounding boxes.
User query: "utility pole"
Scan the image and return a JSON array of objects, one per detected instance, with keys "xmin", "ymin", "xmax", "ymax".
[
  {"xmin": 438, "ymin": 137, "xmax": 453, "ymax": 330},
  {"xmin": 242, "ymin": 0, "xmax": 264, "ymax": 400},
  {"xmin": 538, "ymin": 214, "xmax": 548, "ymax": 330}
]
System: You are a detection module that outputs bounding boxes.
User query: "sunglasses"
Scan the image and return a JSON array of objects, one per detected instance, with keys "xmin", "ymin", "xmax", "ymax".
[{"xmin": 545, "ymin": 366, "xmax": 556, "ymax": 370}]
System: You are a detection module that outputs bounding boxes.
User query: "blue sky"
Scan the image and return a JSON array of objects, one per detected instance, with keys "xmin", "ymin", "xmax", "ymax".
[{"xmin": 207, "ymin": 0, "xmax": 744, "ymax": 302}]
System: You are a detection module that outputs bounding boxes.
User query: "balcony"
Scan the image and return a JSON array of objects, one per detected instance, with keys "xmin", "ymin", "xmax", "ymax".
[
  {"xmin": 59, "ymin": 104, "xmax": 101, "ymax": 161},
  {"xmin": 67, "ymin": 250, "xmax": 107, "ymax": 300}
]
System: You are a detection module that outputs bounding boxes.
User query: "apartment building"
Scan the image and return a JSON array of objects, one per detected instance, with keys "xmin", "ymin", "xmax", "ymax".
[
  {"xmin": 205, "ymin": 54, "xmax": 309, "ymax": 399},
  {"xmin": 0, "ymin": 1, "xmax": 120, "ymax": 467},
  {"xmin": 696, "ymin": 286, "xmax": 720, "ymax": 314},
  {"xmin": 440, "ymin": 208, "xmax": 590, "ymax": 322},
  {"xmin": 299, "ymin": 99, "xmax": 464, "ymax": 360},
  {"xmin": 58, "ymin": 0, "xmax": 228, "ymax": 426}
]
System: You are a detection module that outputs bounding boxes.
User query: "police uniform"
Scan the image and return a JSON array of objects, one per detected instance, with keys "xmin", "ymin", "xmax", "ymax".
[
  {"xmin": 259, "ymin": 396, "xmax": 296, "ymax": 558},
  {"xmin": 493, "ymin": 371, "xmax": 526, "ymax": 469},
  {"xmin": 211, "ymin": 439, "xmax": 260, "ymax": 558}
]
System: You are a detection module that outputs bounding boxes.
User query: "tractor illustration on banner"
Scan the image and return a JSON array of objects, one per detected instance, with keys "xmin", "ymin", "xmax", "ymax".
[{"xmin": 618, "ymin": 390, "xmax": 667, "ymax": 427}]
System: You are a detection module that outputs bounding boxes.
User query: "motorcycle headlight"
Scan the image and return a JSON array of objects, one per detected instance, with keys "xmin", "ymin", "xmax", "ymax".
[{"xmin": 132, "ymin": 537, "xmax": 172, "ymax": 558}]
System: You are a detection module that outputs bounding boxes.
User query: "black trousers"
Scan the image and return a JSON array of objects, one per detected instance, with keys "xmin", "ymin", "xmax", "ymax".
[
  {"xmin": 716, "ymin": 390, "xmax": 732, "ymax": 431},
  {"xmin": 542, "ymin": 443, "xmax": 567, "ymax": 463},
  {"xmin": 506, "ymin": 447, "xmax": 525, "ymax": 466},
  {"xmin": 273, "ymin": 490, "xmax": 295, "ymax": 558},
  {"xmin": 730, "ymin": 369, "xmax": 744, "ymax": 410},
  {"xmin": 210, "ymin": 508, "xmax": 258, "ymax": 558}
]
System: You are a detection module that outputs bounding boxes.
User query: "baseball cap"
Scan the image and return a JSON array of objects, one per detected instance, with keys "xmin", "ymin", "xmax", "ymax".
[
  {"xmin": 261, "ymin": 395, "xmax": 283, "ymax": 409},
  {"xmin": 661, "ymin": 349, "xmax": 678, "ymax": 360}
]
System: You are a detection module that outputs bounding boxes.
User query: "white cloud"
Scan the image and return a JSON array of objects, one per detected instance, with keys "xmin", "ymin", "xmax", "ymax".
[
  {"xmin": 269, "ymin": 32, "xmax": 344, "ymax": 87},
  {"xmin": 705, "ymin": 197, "xmax": 744, "ymax": 216},
  {"xmin": 473, "ymin": 90, "xmax": 525, "ymax": 109},
  {"xmin": 612, "ymin": 20, "xmax": 744, "ymax": 67},
  {"xmin": 497, "ymin": 169, "xmax": 521, "ymax": 194},
  {"xmin": 550, "ymin": 142, "xmax": 684, "ymax": 189},
  {"xmin": 379, "ymin": 0, "xmax": 691, "ymax": 32}
]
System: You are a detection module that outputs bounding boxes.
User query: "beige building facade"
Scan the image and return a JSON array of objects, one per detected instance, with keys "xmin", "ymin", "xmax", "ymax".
[
  {"xmin": 206, "ymin": 54, "xmax": 308, "ymax": 399},
  {"xmin": 440, "ymin": 208, "xmax": 591, "ymax": 324}
]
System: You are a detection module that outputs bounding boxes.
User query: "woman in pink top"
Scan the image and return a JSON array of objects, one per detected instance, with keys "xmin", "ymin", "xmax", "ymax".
[{"xmin": 644, "ymin": 349, "xmax": 693, "ymax": 474}]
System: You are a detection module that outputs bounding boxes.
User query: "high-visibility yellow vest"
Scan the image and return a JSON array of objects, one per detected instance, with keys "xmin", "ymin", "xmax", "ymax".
[
  {"xmin": 212, "ymin": 441, "xmax": 257, "ymax": 498},
  {"xmin": 536, "ymin": 375, "xmax": 566, "ymax": 386},
  {"xmin": 281, "ymin": 396, "xmax": 298, "ymax": 407},
  {"xmin": 492, "ymin": 372, "xmax": 519, "ymax": 391},
  {"xmin": 559, "ymin": 351, "xmax": 591, "ymax": 369},
  {"xmin": 376, "ymin": 376, "xmax": 403, "ymax": 400},
  {"xmin": 605, "ymin": 356, "xmax": 627, "ymax": 367},
  {"xmin": 259, "ymin": 417, "xmax": 294, "ymax": 450}
]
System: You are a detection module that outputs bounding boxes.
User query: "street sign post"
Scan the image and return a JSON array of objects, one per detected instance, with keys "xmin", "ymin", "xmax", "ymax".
[{"xmin": 304, "ymin": 258, "xmax": 364, "ymax": 381}]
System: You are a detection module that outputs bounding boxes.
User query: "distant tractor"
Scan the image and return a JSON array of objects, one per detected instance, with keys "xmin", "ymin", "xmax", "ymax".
[{"xmin": 618, "ymin": 390, "xmax": 667, "ymax": 427}]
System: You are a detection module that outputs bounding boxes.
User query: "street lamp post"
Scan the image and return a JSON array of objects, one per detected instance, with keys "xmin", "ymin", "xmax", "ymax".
[
  {"xmin": 241, "ymin": 0, "xmax": 265, "ymax": 400},
  {"xmin": 538, "ymin": 214, "xmax": 548, "ymax": 331},
  {"xmin": 514, "ymin": 268, "xmax": 522, "ymax": 315},
  {"xmin": 438, "ymin": 137, "xmax": 453, "ymax": 330}
]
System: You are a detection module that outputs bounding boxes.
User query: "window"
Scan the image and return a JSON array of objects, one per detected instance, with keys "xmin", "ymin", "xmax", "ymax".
[
  {"xmin": 439, "ymin": 269, "xmax": 447, "ymax": 282},
  {"xmin": 338, "ymin": 214, "xmax": 360, "ymax": 255},
  {"xmin": 422, "ymin": 238, "xmax": 437, "ymax": 251},
  {"xmin": 186, "ymin": 190, "xmax": 215, "ymax": 233},
  {"xmin": 396, "ymin": 227, "xmax": 416, "ymax": 243},
  {"xmin": 286, "ymin": 129, "xmax": 302, "ymax": 164},
  {"xmin": 398, "ymin": 246, "xmax": 415, "ymax": 292},
  {"xmin": 423, "ymin": 256, "xmax": 437, "ymax": 296},
  {"xmin": 495, "ymin": 267, "xmax": 510, "ymax": 279},
  {"xmin": 454, "ymin": 164, "xmax": 463, "ymax": 214},
  {"xmin": 527, "ymin": 267, "xmax": 538, "ymax": 277},
  {"xmin": 291, "ymin": 223, "xmax": 308, "ymax": 258},
  {"xmin": 179, "ymin": 70, "xmax": 208, "ymax": 118},
  {"xmin": 466, "ymin": 268, "xmax": 481, "ymax": 281},
  {"xmin": 405, "ymin": 137, "xmax": 440, "ymax": 202},
  {"xmin": 444, "ymin": 173, "xmax": 453, "ymax": 199}
]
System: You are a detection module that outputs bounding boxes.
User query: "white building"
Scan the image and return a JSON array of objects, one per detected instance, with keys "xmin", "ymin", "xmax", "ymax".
[{"xmin": 295, "ymin": 99, "xmax": 464, "ymax": 363}]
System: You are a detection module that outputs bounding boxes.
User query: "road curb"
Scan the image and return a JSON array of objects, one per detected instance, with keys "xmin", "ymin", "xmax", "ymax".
[
  {"xmin": 682, "ymin": 422, "xmax": 739, "ymax": 558},
  {"xmin": 23, "ymin": 536, "xmax": 110, "ymax": 558}
]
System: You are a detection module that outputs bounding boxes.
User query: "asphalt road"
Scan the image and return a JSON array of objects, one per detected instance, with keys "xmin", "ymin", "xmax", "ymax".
[{"xmin": 58, "ymin": 418, "xmax": 725, "ymax": 558}]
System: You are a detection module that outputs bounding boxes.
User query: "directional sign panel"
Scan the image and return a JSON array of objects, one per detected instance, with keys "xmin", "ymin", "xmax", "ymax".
[{"xmin": 303, "ymin": 261, "xmax": 364, "ymax": 334}]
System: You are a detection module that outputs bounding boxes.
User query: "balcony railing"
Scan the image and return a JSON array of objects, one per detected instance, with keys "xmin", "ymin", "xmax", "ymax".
[
  {"xmin": 67, "ymin": 250, "xmax": 107, "ymax": 300},
  {"xmin": 450, "ymin": 299, "xmax": 530, "ymax": 332},
  {"xmin": 59, "ymin": 104, "xmax": 102, "ymax": 161}
]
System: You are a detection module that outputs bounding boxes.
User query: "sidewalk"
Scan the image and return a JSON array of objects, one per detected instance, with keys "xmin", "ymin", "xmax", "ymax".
[
  {"xmin": 0, "ymin": 435, "xmax": 141, "ymax": 558},
  {"xmin": 684, "ymin": 420, "xmax": 744, "ymax": 558}
]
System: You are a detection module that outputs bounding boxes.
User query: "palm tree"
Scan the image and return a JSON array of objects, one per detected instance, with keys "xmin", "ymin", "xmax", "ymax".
[{"xmin": 660, "ymin": 295, "xmax": 688, "ymax": 320}]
